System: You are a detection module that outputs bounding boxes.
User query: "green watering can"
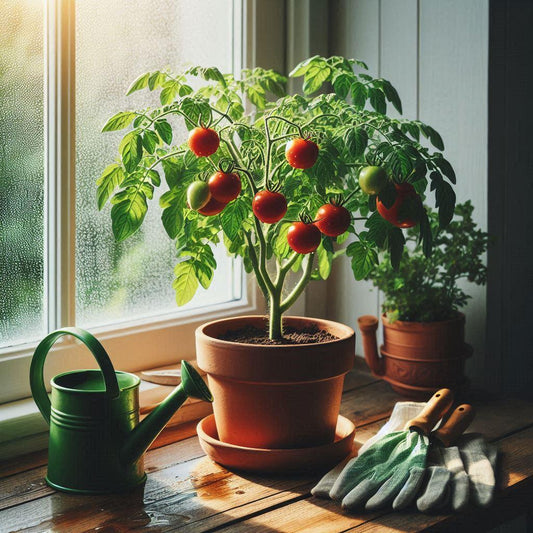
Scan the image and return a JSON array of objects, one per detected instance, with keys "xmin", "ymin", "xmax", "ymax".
[{"xmin": 30, "ymin": 327, "xmax": 213, "ymax": 494}]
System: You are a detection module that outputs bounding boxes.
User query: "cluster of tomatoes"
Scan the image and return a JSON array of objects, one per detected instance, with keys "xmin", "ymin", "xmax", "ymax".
[
  {"xmin": 358, "ymin": 166, "xmax": 420, "ymax": 229},
  {"xmin": 186, "ymin": 127, "xmax": 242, "ymax": 215},
  {"xmin": 185, "ymin": 126, "xmax": 419, "ymax": 256}
]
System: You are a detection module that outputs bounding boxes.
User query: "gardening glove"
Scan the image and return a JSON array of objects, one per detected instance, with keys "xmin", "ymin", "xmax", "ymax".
[
  {"xmin": 417, "ymin": 433, "xmax": 498, "ymax": 512},
  {"xmin": 416, "ymin": 444, "xmax": 468, "ymax": 512},
  {"xmin": 311, "ymin": 402, "xmax": 426, "ymax": 499},
  {"xmin": 458, "ymin": 433, "xmax": 498, "ymax": 507}
]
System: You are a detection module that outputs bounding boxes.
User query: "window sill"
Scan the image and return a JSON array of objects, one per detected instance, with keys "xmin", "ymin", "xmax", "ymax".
[{"xmin": 0, "ymin": 361, "xmax": 212, "ymax": 461}]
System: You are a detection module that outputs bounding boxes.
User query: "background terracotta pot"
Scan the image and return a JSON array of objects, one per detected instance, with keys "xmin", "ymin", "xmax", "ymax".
[
  {"xmin": 358, "ymin": 313, "xmax": 471, "ymax": 400},
  {"xmin": 196, "ymin": 316, "xmax": 355, "ymax": 449}
]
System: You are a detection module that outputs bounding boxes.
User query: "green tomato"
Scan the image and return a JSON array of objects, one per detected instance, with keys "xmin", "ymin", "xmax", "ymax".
[
  {"xmin": 187, "ymin": 181, "xmax": 211, "ymax": 210},
  {"xmin": 358, "ymin": 166, "xmax": 389, "ymax": 195}
]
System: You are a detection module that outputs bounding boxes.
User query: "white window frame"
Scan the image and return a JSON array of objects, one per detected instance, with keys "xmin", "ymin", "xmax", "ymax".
[{"xmin": 0, "ymin": 0, "xmax": 277, "ymax": 432}]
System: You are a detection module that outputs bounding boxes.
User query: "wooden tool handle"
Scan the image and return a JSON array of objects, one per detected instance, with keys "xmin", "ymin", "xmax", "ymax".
[
  {"xmin": 405, "ymin": 388, "xmax": 454, "ymax": 436},
  {"xmin": 432, "ymin": 404, "xmax": 475, "ymax": 447}
]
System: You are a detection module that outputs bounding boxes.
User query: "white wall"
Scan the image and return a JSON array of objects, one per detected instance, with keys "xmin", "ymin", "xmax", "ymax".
[{"xmin": 326, "ymin": 0, "xmax": 489, "ymax": 384}]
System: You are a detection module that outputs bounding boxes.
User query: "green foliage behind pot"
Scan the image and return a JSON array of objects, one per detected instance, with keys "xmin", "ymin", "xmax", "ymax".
[{"xmin": 368, "ymin": 202, "xmax": 488, "ymax": 323}]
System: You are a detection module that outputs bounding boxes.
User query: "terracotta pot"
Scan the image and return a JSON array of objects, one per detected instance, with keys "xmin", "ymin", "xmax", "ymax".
[
  {"xmin": 358, "ymin": 313, "xmax": 471, "ymax": 400},
  {"xmin": 195, "ymin": 316, "xmax": 355, "ymax": 449}
]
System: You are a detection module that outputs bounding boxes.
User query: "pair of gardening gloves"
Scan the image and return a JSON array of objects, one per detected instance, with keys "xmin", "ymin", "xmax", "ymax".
[{"xmin": 311, "ymin": 402, "xmax": 498, "ymax": 513}]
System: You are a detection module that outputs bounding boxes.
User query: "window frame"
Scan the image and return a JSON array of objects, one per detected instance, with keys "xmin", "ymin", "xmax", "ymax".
[{"xmin": 0, "ymin": 0, "xmax": 268, "ymax": 406}]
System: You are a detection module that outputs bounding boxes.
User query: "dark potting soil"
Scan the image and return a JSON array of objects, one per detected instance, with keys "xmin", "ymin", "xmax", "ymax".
[{"xmin": 219, "ymin": 324, "xmax": 339, "ymax": 345}]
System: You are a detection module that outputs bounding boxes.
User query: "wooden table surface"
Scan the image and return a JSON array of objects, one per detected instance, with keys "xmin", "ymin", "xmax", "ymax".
[{"xmin": 1, "ymin": 359, "xmax": 532, "ymax": 533}]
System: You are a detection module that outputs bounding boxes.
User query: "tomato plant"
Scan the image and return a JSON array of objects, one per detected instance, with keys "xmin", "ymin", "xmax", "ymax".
[
  {"xmin": 188, "ymin": 127, "xmax": 220, "ymax": 157},
  {"xmin": 315, "ymin": 203, "xmax": 351, "ymax": 237},
  {"xmin": 252, "ymin": 190, "xmax": 287, "ymax": 224},
  {"xmin": 285, "ymin": 138, "xmax": 319, "ymax": 169},
  {"xmin": 287, "ymin": 222, "xmax": 321, "ymax": 254},
  {"xmin": 100, "ymin": 56, "xmax": 457, "ymax": 340}
]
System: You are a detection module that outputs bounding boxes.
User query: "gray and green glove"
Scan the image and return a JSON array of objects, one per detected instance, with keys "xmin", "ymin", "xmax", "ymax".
[{"xmin": 417, "ymin": 433, "xmax": 498, "ymax": 512}]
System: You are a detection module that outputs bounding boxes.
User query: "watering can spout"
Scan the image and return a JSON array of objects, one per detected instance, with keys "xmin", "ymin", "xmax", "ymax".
[
  {"xmin": 120, "ymin": 360, "xmax": 213, "ymax": 465},
  {"xmin": 357, "ymin": 315, "xmax": 385, "ymax": 376}
]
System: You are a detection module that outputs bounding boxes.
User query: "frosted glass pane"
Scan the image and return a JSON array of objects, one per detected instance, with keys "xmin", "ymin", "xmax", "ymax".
[
  {"xmin": 0, "ymin": 1, "xmax": 45, "ymax": 348},
  {"xmin": 75, "ymin": 0, "xmax": 239, "ymax": 329}
]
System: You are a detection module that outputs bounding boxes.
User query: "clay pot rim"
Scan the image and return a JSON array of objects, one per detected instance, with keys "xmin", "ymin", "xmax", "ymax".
[
  {"xmin": 382, "ymin": 311, "xmax": 465, "ymax": 330},
  {"xmin": 197, "ymin": 315, "xmax": 355, "ymax": 349}
]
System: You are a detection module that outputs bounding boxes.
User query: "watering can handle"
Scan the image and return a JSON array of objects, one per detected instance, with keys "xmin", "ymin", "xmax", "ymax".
[{"xmin": 29, "ymin": 327, "xmax": 120, "ymax": 425}]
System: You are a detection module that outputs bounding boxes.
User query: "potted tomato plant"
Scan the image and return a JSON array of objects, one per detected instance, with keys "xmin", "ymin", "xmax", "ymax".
[
  {"xmin": 98, "ymin": 56, "xmax": 456, "ymax": 453},
  {"xmin": 359, "ymin": 202, "xmax": 488, "ymax": 399}
]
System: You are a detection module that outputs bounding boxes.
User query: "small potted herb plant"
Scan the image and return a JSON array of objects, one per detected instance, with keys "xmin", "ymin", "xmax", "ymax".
[
  {"xmin": 98, "ymin": 56, "xmax": 456, "ymax": 452},
  {"xmin": 358, "ymin": 201, "xmax": 489, "ymax": 399}
]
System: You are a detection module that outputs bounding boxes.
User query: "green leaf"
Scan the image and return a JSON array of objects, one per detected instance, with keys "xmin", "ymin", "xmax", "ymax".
[
  {"xmin": 347, "ymin": 241, "xmax": 378, "ymax": 280},
  {"xmin": 120, "ymin": 132, "xmax": 143, "ymax": 172},
  {"xmin": 289, "ymin": 55, "xmax": 320, "ymax": 77},
  {"xmin": 387, "ymin": 148, "xmax": 413, "ymax": 178},
  {"xmin": 302, "ymin": 64, "xmax": 331, "ymax": 94},
  {"xmin": 273, "ymin": 223, "xmax": 292, "ymax": 259},
  {"xmin": 427, "ymin": 126, "xmax": 445, "ymax": 150},
  {"xmin": 161, "ymin": 200, "xmax": 183, "ymax": 239},
  {"xmin": 173, "ymin": 261, "xmax": 199, "ymax": 306},
  {"xmin": 419, "ymin": 208, "xmax": 433, "ymax": 257},
  {"xmin": 350, "ymin": 82, "xmax": 367, "ymax": 107},
  {"xmin": 246, "ymin": 85, "xmax": 266, "ymax": 109},
  {"xmin": 220, "ymin": 198, "xmax": 247, "ymax": 241},
  {"xmin": 160, "ymin": 83, "xmax": 180, "ymax": 105},
  {"xmin": 194, "ymin": 261, "xmax": 214, "ymax": 290},
  {"xmin": 161, "ymin": 157, "xmax": 183, "ymax": 188},
  {"xmin": 332, "ymin": 72, "xmax": 351, "ymax": 99},
  {"xmin": 148, "ymin": 71, "xmax": 166, "ymax": 90},
  {"xmin": 387, "ymin": 227, "xmax": 405, "ymax": 270},
  {"xmin": 110, "ymin": 189, "xmax": 147, "ymax": 241},
  {"xmin": 435, "ymin": 179, "xmax": 456, "ymax": 227},
  {"xmin": 317, "ymin": 242, "xmax": 333, "ymax": 279},
  {"xmin": 142, "ymin": 130, "xmax": 159, "ymax": 154},
  {"xmin": 96, "ymin": 164, "xmax": 124, "ymax": 210},
  {"xmin": 344, "ymin": 127, "xmax": 368, "ymax": 158},
  {"xmin": 102, "ymin": 111, "xmax": 136, "ymax": 132},
  {"xmin": 381, "ymin": 80, "xmax": 403, "ymax": 114},
  {"xmin": 154, "ymin": 120, "xmax": 173, "ymax": 145},
  {"xmin": 365, "ymin": 211, "xmax": 390, "ymax": 248},
  {"xmin": 434, "ymin": 156, "xmax": 456, "ymax": 184},
  {"xmin": 126, "ymin": 72, "xmax": 150, "ymax": 95},
  {"xmin": 369, "ymin": 88, "xmax": 386, "ymax": 114}
]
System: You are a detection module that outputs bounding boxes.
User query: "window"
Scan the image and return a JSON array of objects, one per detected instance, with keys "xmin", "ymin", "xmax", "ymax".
[{"xmin": 0, "ymin": 0, "xmax": 261, "ymax": 405}]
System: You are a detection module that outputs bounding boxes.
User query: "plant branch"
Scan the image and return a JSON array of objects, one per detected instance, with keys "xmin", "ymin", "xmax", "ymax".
[
  {"xmin": 280, "ymin": 253, "xmax": 315, "ymax": 313},
  {"xmin": 244, "ymin": 231, "xmax": 269, "ymax": 301}
]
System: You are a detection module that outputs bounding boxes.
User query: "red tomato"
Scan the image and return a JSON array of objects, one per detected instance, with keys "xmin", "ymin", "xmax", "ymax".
[
  {"xmin": 285, "ymin": 138, "xmax": 319, "ymax": 169},
  {"xmin": 197, "ymin": 197, "xmax": 227, "ymax": 216},
  {"xmin": 252, "ymin": 190, "xmax": 287, "ymax": 224},
  {"xmin": 315, "ymin": 203, "xmax": 351, "ymax": 237},
  {"xmin": 287, "ymin": 222, "xmax": 321, "ymax": 254},
  {"xmin": 376, "ymin": 182, "xmax": 420, "ymax": 228},
  {"xmin": 188, "ymin": 127, "xmax": 220, "ymax": 157},
  {"xmin": 208, "ymin": 171, "xmax": 242, "ymax": 203}
]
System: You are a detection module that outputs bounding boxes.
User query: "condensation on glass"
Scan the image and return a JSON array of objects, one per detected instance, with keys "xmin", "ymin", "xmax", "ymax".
[
  {"xmin": 75, "ymin": 0, "xmax": 240, "ymax": 328},
  {"xmin": 0, "ymin": 1, "xmax": 46, "ymax": 348}
]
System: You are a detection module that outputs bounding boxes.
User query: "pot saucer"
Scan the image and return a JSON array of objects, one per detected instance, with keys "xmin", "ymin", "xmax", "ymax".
[{"xmin": 197, "ymin": 414, "xmax": 355, "ymax": 474}]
